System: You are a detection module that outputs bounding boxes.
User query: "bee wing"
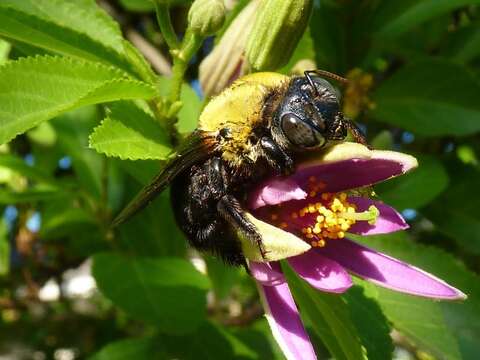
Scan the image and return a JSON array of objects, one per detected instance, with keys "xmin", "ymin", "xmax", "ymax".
[{"xmin": 112, "ymin": 131, "xmax": 216, "ymax": 227}]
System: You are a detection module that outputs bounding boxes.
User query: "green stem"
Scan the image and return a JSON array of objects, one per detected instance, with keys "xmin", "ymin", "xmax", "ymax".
[
  {"xmin": 154, "ymin": 3, "xmax": 179, "ymax": 50},
  {"xmin": 153, "ymin": 5, "xmax": 203, "ymax": 139},
  {"xmin": 168, "ymin": 60, "xmax": 187, "ymax": 105},
  {"xmin": 167, "ymin": 30, "xmax": 203, "ymax": 108}
]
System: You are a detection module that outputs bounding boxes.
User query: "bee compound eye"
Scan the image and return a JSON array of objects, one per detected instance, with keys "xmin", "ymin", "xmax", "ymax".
[{"xmin": 280, "ymin": 113, "xmax": 325, "ymax": 148}]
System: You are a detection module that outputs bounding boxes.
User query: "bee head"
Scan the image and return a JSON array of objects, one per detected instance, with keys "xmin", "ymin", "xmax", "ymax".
[{"xmin": 272, "ymin": 71, "xmax": 348, "ymax": 151}]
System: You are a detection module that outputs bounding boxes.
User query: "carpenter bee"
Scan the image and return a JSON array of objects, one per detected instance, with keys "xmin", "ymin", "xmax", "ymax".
[{"xmin": 113, "ymin": 70, "xmax": 366, "ymax": 267}]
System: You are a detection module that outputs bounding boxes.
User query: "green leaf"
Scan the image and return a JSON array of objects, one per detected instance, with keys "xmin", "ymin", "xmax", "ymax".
[
  {"xmin": 310, "ymin": 2, "xmax": 346, "ymax": 73},
  {"xmin": 284, "ymin": 264, "xmax": 393, "ymax": 359},
  {"xmin": 442, "ymin": 20, "xmax": 480, "ymax": 64},
  {"xmin": 371, "ymin": 60, "xmax": 480, "ymax": 136},
  {"xmin": 0, "ymin": 219, "xmax": 9, "ymax": 276},
  {"xmin": 0, "ymin": 56, "xmax": 156, "ymax": 145},
  {"xmin": 27, "ymin": 122, "xmax": 57, "ymax": 147},
  {"xmin": 2, "ymin": 0, "xmax": 124, "ymax": 51},
  {"xmin": 52, "ymin": 107, "xmax": 104, "ymax": 199},
  {"xmin": 157, "ymin": 77, "xmax": 201, "ymax": 134},
  {"xmin": 0, "ymin": 154, "xmax": 62, "ymax": 188},
  {"xmin": 375, "ymin": 155, "xmax": 449, "ymax": 210},
  {"xmin": 0, "ymin": 188, "xmax": 67, "ymax": 204},
  {"xmin": 425, "ymin": 170, "xmax": 480, "ymax": 254},
  {"xmin": 40, "ymin": 207, "xmax": 97, "ymax": 240},
  {"xmin": 205, "ymin": 256, "xmax": 241, "ymax": 300},
  {"xmin": 117, "ymin": 191, "xmax": 187, "ymax": 258},
  {"xmin": 284, "ymin": 265, "xmax": 367, "ymax": 360},
  {"xmin": 90, "ymin": 337, "xmax": 166, "ymax": 360},
  {"xmin": 372, "ymin": 0, "xmax": 480, "ymax": 40},
  {"xmin": 370, "ymin": 130, "xmax": 394, "ymax": 150},
  {"xmin": 279, "ymin": 27, "xmax": 315, "ymax": 73},
  {"xmin": 429, "ymin": 205, "xmax": 480, "ymax": 255},
  {"xmin": 0, "ymin": 39, "xmax": 10, "ymax": 64},
  {"xmin": 232, "ymin": 319, "xmax": 286, "ymax": 360},
  {"xmin": 0, "ymin": 0, "xmax": 136, "ymax": 74},
  {"xmin": 342, "ymin": 287, "xmax": 394, "ymax": 360},
  {"xmin": 161, "ymin": 321, "xmax": 256, "ymax": 359},
  {"xmin": 89, "ymin": 102, "xmax": 171, "ymax": 160},
  {"xmin": 116, "ymin": 158, "xmax": 159, "ymax": 184},
  {"xmin": 92, "ymin": 253, "xmax": 210, "ymax": 334},
  {"xmin": 354, "ymin": 232, "xmax": 480, "ymax": 360},
  {"xmin": 118, "ymin": 0, "xmax": 155, "ymax": 12}
]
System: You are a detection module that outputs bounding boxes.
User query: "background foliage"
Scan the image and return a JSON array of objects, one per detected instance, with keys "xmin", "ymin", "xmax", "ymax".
[{"xmin": 0, "ymin": 0, "xmax": 479, "ymax": 359}]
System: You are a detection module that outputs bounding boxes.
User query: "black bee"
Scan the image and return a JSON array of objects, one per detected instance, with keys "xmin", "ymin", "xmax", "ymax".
[{"xmin": 113, "ymin": 70, "xmax": 365, "ymax": 268}]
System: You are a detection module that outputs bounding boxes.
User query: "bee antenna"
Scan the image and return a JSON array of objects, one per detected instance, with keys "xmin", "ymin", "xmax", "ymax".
[
  {"xmin": 304, "ymin": 70, "xmax": 320, "ymax": 97},
  {"xmin": 304, "ymin": 70, "xmax": 349, "ymax": 88}
]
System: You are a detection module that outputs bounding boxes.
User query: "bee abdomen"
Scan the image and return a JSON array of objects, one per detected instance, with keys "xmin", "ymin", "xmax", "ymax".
[{"xmin": 170, "ymin": 158, "xmax": 245, "ymax": 266}]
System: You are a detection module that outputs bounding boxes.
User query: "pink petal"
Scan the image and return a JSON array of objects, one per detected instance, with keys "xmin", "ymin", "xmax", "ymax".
[
  {"xmin": 250, "ymin": 261, "xmax": 286, "ymax": 286},
  {"xmin": 249, "ymin": 178, "xmax": 307, "ymax": 210},
  {"xmin": 348, "ymin": 196, "xmax": 409, "ymax": 235},
  {"xmin": 249, "ymin": 156, "xmax": 415, "ymax": 209},
  {"xmin": 257, "ymin": 281, "xmax": 317, "ymax": 360},
  {"xmin": 319, "ymin": 239, "xmax": 466, "ymax": 300},
  {"xmin": 288, "ymin": 251, "xmax": 353, "ymax": 293}
]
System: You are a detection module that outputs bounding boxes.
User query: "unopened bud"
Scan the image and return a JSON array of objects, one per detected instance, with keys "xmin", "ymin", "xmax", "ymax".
[
  {"xmin": 246, "ymin": 0, "xmax": 313, "ymax": 71},
  {"xmin": 188, "ymin": 0, "xmax": 226, "ymax": 37}
]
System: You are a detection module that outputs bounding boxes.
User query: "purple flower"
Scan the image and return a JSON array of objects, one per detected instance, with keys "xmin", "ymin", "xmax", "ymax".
[{"xmin": 240, "ymin": 142, "xmax": 466, "ymax": 360}]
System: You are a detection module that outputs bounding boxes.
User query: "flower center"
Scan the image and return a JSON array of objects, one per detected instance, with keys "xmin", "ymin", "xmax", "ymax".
[
  {"xmin": 295, "ymin": 192, "xmax": 378, "ymax": 247},
  {"xmin": 265, "ymin": 177, "xmax": 379, "ymax": 248}
]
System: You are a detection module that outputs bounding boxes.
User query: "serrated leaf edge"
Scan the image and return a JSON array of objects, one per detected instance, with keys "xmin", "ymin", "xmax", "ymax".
[
  {"xmin": 0, "ymin": 7, "xmax": 134, "ymax": 74},
  {"xmin": 0, "ymin": 1, "xmax": 124, "ymax": 55},
  {"xmin": 88, "ymin": 116, "xmax": 168, "ymax": 161},
  {"xmin": 0, "ymin": 56, "xmax": 156, "ymax": 144},
  {"xmin": 0, "ymin": 54, "xmax": 127, "ymax": 78}
]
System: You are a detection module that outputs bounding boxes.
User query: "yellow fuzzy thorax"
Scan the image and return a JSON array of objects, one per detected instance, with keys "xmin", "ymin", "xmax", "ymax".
[{"xmin": 198, "ymin": 72, "xmax": 290, "ymax": 167}]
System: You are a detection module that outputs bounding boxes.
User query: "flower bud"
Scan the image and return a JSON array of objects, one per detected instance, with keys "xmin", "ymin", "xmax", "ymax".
[
  {"xmin": 188, "ymin": 0, "xmax": 226, "ymax": 37},
  {"xmin": 246, "ymin": 0, "xmax": 313, "ymax": 71}
]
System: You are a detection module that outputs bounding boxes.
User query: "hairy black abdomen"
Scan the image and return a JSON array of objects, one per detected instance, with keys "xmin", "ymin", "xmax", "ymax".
[{"xmin": 170, "ymin": 158, "xmax": 245, "ymax": 266}]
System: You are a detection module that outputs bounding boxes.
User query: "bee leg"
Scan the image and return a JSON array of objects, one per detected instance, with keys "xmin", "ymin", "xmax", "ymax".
[
  {"xmin": 344, "ymin": 119, "xmax": 370, "ymax": 148},
  {"xmin": 260, "ymin": 136, "xmax": 294, "ymax": 175},
  {"xmin": 217, "ymin": 194, "xmax": 268, "ymax": 261}
]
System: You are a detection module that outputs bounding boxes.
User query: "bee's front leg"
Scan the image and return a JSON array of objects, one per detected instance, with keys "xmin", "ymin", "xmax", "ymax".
[
  {"xmin": 343, "ymin": 119, "xmax": 370, "ymax": 148},
  {"xmin": 260, "ymin": 136, "xmax": 294, "ymax": 175},
  {"xmin": 217, "ymin": 194, "xmax": 267, "ymax": 261}
]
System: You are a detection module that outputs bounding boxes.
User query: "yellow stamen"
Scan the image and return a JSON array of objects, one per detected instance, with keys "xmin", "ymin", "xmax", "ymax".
[
  {"xmin": 338, "ymin": 205, "xmax": 380, "ymax": 225},
  {"xmin": 294, "ymin": 192, "xmax": 379, "ymax": 247}
]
